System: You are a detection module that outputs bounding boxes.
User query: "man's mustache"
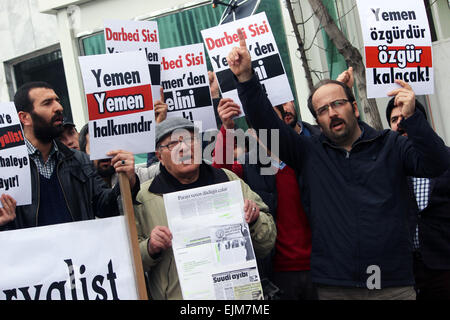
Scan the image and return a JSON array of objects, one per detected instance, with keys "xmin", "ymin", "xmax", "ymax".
[
  {"xmin": 51, "ymin": 112, "xmax": 63, "ymax": 123},
  {"xmin": 330, "ymin": 117, "xmax": 345, "ymax": 129}
]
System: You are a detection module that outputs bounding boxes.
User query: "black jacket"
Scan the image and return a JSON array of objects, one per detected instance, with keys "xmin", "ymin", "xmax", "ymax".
[
  {"xmin": 408, "ymin": 151, "xmax": 450, "ymax": 269},
  {"xmin": 2, "ymin": 140, "xmax": 139, "ymax": 230},
  {"xmin": 237, "ymin": 74, "xmax": 450, "ymax": 288}
]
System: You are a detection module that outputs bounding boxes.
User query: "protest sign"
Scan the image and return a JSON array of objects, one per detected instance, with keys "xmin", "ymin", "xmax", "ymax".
[
  {"xmin": 0, "ymin": 102, "xmax": 31, "ymax": 207},
  {"xmin": 0, "ymin": 216, "xmax": 138, "ymax": 300},
  {"xmin": 356, "ymin": 0, "xmax": 433, "ymax": 98},
  {"xmin": 164, "ymin": 180, "xmax": 263, "ymax": 300},
  {"xmin": 160, "ymin": 43, "xmax": 217, "ymax": 131},
  {"xmin": 104, "ymin": 19, "xmax": 161, "ymax": 103},
  {"xmin": 79, "ymin": 51, "xmax": 155, "ymax": 160},
  {"xmin": 201, "ymin": 12, "xmax": 293, "ymax": 114}
]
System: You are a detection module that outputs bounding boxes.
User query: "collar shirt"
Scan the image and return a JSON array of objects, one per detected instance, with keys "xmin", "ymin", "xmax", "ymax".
[
  {"xmin": 412, "ymin": 177, "xmax": 430, "ymax": 250},
  {"xmin": 25, "ymin": 138, "xmax": 59, "ymax": 179}
]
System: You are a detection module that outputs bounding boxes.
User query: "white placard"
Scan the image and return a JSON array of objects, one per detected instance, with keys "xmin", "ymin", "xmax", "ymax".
[
  {"xmin": 161, "ymin": 43, "xmax": 217, "ymax": 131},
  {"xmin": 104, "ymin": 19, "xmax": 161, "ymax": 103},
  {"xmin": 164, "ymin": 180, "xmax": 263, "ymax": 300},
  {"xmin": 356, "ymin": 0, "xmax": 434, "ymax": 98},
  {"xmin": 78, "ymin": 51, "xmax": 155, "ymax": 160},
  {"xmin": 0, "ymin": 102, "xmax": 31, "ymax": 207},
  {"xmin": 0, "ymin": 216, "xmax": 138, "ymax": 300},
  {"xmin": 201, "ymin": 12, "xmax": 293, "ymax": 113}
]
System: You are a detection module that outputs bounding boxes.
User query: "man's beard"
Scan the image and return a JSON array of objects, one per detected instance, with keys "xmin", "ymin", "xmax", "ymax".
[
  {"xmin": 96, "ymin": 161, "xmax": 116, "ymax": 178},
  {"xmin": 285, "ymin": 113, "xmax": 298, "ymax": 128},
  {"xmin": 323, "ymin": 117, "xmax": 358, "ymax": 145},
  {"xmin": 31, "ymin": 111, "xmax": 64, "ymax": 144}
]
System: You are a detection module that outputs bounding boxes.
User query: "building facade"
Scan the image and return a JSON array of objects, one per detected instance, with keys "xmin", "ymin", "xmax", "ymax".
[{"xmin": 1, "ymin": 0, "xmax": 449, "ymax": 144}]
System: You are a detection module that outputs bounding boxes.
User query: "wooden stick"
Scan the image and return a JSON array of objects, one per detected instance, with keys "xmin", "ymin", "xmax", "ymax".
[{"xmin": 118, "ymin": 172, "xmax": 148, "ymax": 300}]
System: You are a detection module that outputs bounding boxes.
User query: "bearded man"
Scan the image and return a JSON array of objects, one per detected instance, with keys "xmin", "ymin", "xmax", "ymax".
[{"xmin": 0, "ymin": 81, "xmax": 139, "ymax": 229}]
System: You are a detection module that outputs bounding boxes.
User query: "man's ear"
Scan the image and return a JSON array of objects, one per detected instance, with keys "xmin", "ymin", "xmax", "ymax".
[
  {"xmin": 352, "ymin": 102, "xmax": 360, "ymax": 119},
  {"xmin": 156, "ymin": 149, "xmax": 164, "ymax": 165},
  {"xmin": 18, "ymin": 111, "xmax": 32, "ymax": 127}
]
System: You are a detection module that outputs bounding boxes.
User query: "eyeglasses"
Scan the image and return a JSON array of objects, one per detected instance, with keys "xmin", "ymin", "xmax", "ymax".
[
  {"xmin": 158, "ymin": 135, "xmax": 196, "ymax": 151},
  {"xmin": 315, "ymin": 99, "xmax": 350, "ymax": 117}
]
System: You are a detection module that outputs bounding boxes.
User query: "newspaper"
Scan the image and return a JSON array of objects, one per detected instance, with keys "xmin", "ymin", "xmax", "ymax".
[{"xmin": 163, "ymin": 180, "xmax": 263, "ymax": 300}]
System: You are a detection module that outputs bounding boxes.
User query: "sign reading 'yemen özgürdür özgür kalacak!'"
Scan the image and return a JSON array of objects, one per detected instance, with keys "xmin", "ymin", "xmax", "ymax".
[
  {"xmin": 160, "ymin": 43, "xmax": 217, "ymax": 131},
  {"xmin": 79, "ymin": 51, "xmax": 155, "ymax": 160},
  {"xmin": 201, "ymin": 12, "xmax": 293, "ymax": 115},
  {"xmin": 356, "ymin": 0, "xmax": 433, "ymax": 98}
]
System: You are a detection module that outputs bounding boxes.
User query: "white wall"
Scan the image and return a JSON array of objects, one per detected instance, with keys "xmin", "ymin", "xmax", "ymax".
[
  {"xmin": 428, "ymin": 38, "xmax": 450, "ymax": 145},
  {"xmin": 0, "ymin": 0, "xmax": 58, "ymax": 102},
  {"xmin": 2, "ymin": 0, "xmax": 447, "ymax": 140}
]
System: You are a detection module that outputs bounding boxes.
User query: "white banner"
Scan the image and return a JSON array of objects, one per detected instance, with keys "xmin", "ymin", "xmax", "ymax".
[
  {"xmin": 201, "ymin": 12, "xmax": 293, "ymax": 113},
  {"xmin": 356, "ymin": 0, "xmax": 434, "ymax": 98},
  {"xmin": 0, "ymin": 216, "xmax": 138, "ymax": 300},
  {"xmin": 104, "ymin": 19, "xmax": 161, "ymax": 103},
  {"xmin": 164, "ymin": 181, "xmax": 263, "ymax": 300},
  {"xmin": 0, "ymin": 102, "xmax": 31, "ymax": 207},
  {"xmin": 161, "ymin": 43, "xmax": 217, "ymax": 131},
  {"xmin": 78, "ymin": 51, "xmax": 156, "ymax": 159}
]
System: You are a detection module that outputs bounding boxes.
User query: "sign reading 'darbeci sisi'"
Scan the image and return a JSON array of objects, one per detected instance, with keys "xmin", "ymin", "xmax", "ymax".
[
  {"xmin": 201, "ymin": 12, "xmax": 293, "ymax": 115},
  {"xmin": 104, "ymin": 19, "xmax": 161, "ymax": 104}
]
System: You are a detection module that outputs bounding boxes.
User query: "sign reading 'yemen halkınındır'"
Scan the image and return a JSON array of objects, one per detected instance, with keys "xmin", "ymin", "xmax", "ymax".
[{"xmin": 79, "ymin": 51, "xmax": 155, "ymax": 159}]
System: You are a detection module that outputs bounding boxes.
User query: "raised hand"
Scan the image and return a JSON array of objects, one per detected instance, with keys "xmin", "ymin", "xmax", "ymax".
[
  {"xmin": 154, "ymin": 87, "xmax": 168, "ymax": 124},
  {"xmin": 337, "ymin": 67, "xmax": 354, "ymax": 88},
  {"xmin": 208, "ymin": 71, "xmax": 220, "ymax": 99},
  {"xmin": 217, "ymin": 98, "xmax": 241, "ymax": 129},
  {"xmin": 226, "ymin": 28, "xmax": 253, "ymax": 83},
  {"xmin": 387, "ymin": 80, "xmax": 416, "ymax": 119}
]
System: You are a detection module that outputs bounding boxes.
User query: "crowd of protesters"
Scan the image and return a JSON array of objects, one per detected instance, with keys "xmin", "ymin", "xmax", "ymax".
[{"xmin": 0, "ymin": 28, "xmax": 449, "ymax": 301}]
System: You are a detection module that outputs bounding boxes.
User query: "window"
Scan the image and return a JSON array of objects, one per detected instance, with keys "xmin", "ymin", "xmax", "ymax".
[{"xmin": 13, "ymin": 49, "xmax": 73, "ymax": 122}]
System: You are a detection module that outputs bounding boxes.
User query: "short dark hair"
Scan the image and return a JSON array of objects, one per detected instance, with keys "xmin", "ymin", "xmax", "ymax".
[
  {"xmin": 385, "ymin": 98, "xmax": 427, "ymax": 127},
  {"xmin": 307, "ymin": 80, "xmax": 356, "ymax": 119},
  {"xmin": 79, "ymin": 123, "xmax": 89, "ymax": 153},
  {"xmin": 14, "ymin": 81, "xmax": 55, "ymax": 113}
]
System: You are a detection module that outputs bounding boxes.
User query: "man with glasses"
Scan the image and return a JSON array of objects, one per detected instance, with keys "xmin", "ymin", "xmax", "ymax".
[
  {"xmin": 133, "ymin": 117, "xmax": 276, "ymax": 300},
  {"xmin": 225, "ymin": 29, "xmax": 450, "ymax": 300}
]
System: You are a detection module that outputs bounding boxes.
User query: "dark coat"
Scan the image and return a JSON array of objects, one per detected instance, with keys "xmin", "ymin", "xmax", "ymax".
[
  {"xmin": 408, "ymin": 150, "xmax": 450, "ymax": 269},
  {"xmin": 237, "ymin": 74, "xmax": 450, "ymax": 288}
]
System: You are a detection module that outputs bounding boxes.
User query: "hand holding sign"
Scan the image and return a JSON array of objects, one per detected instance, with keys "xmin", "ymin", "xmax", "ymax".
[
  {"xmin": 227, "ymin": 29, "xmax": 253, "ymax": 83},
  {"xmin": 0, "ymin": 194, "xmax": 16, "ymax": 226},
  {"xmin": 148, "ymin": 226, "xmax": 173, "ymax": 257},
  {"xmin": 107, "ymin": 149, "xmax": 137, "ymax": 188},
  {"xmin": 387, "ymin": 80, "xmax": 416, "ymax": 119},
  {"xmin": 217, "ymin": 98, "xmax": 241, "ymax": 130},
  {"xmin": 154, "ymin": 87, "xmax": 168, "ymax": 124},
  {"xmin": 243, "ymin": 199, "xmax": 260, "ymax": 224}
]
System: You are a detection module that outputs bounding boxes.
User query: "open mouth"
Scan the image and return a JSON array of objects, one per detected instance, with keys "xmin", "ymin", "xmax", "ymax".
[
  {"xmin": 52, "ymin": 115, "xmax": 64, "ymax": 125},
  {"xmin": 330, "ymin": 118, "xmax": 345, "ymax": 131}
]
